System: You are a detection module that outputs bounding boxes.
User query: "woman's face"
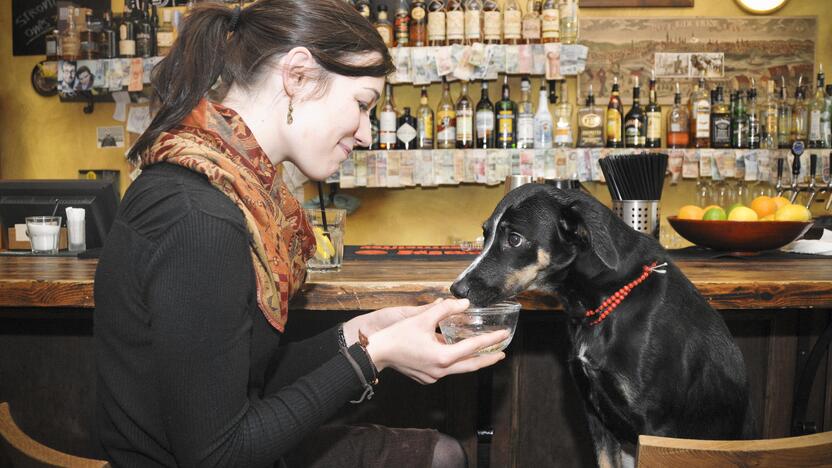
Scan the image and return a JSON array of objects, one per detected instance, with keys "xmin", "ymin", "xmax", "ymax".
[
  {"xmin": 78, "ymin": 70, "xmax": 92, "ymax": 87},
  {"xmin": 287, "ymin": 73, "xmax": 383, "ymax": 181}
]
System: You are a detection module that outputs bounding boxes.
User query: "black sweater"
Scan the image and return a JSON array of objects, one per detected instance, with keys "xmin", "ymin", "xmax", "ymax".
[{"xmin": 94, "ymin": 163, "xmax": 374, "ymax": 467}]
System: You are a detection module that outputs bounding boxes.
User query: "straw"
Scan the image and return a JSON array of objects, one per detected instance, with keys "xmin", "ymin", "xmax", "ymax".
[
  {"xmin": 316, "ymin": 181, "xmax": 331, "ymax": 239},
  {"xmin": 50, "ymin": 199, "xmax": 61, "ymax": 217},
  {"xmin": 601, "ymin": 153, "xmax": 668, "ymax": 201}
]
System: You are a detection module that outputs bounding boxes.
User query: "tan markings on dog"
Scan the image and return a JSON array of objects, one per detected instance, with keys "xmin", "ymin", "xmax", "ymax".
[{"xmin": 505, "ymin": 249, "xmax": 551, "ymax": 290}]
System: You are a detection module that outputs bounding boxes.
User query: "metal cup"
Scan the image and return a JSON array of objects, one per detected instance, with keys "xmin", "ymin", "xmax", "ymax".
[
  {"xmin": 505, "ymin": 175, "xmax": 534, "ymax": 194},
  {"xmin": 612, "ymin": 200, "xmax": 661, "ymax": 240}
]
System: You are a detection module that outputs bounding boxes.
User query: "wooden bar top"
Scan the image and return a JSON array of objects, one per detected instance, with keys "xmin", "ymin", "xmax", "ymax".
[{"xmin": 0, "ymin": 255, "xmax": 831, "ymax": 311}]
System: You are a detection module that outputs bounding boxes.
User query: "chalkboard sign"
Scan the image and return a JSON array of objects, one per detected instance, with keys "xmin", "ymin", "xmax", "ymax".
[{"xmin": 12, "ymin": 0, "xmax": 109, "ymax": 56}]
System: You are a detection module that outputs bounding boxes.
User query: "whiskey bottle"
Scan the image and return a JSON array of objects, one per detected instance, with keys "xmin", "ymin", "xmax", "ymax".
[
  {"xmin": 762, "ymin": 80, "xmax": 779, "ymax": 149},
  {"xmin": 667, "ymin": 82, "xmax": 690, "ymax": 149},
  {"xmin": 710, "ymin": 86, "xmax": 731, "ymax": 149},
  {"xmin": 437, "ymin": 79, "xmax": 458, "ymax": 149},
  {"xmin": 46, "ymin": 29, "xmax": 60, "ymax": 61},
  {"xmin": 394, "ymin": 0, "xmax": 411, "ymax": 47},
  {"xmin": 517, "ymin": 77, "xmax": 535, "ymax": 149},
  {"xmin": 475, "ymin": 80, "xmax": 495, "ymax": 148},
  {"xmin": 61, "ymin": 7, "xmax": 81, "ymax": 60},
  {"xmin": 496, "ymin": 75, "xmax": 517, "ymax": 148},
  {"xmin": 79, "ymin": 11, "xmax": 99, "ymax": 60},
  {"xmin": 134, "ymin": 0, "xmax": 152, "ymax": 58},
  {"xmin": 777, "ymin": 78, "xmax": 792, "ymax": 148},
  {"xmin": 374, "ymin": 5, "xmax": 394, "ymax": 48},
  {"xmin": 624, "ymin": 76, "xmax": 646, "ymax": 148},
  {"xmin": 522, "ymin": 0, "xmax": 541, "ymax": 44},
  {"xmin": 553, "ymin": 82, "xmax": 573, "ymax": 148},
  {"xmin": 149, "ymin": 3, "xmax": 159, "ymax": 57},
  {"xmin": 731, "ymin": 90, "xmax": 749, "ymax": 149},
  {"xmin": 482, "ymin": 0, "xmax": 501, "ymax": 45},
  {"xmin": 606, "ymin": 76, "xmax": 624, "ymax": 148},
  {"xmin": 156, "ymin": 8, "xmax": 175, "ymax": 57},
  {"xmin": 645, "ymin": 70, "xmax": 662, "ymax": 148},
  {"xmin": 379, "ymin": 82, "xmax": 399, "ymax": 150},
  {"xmin": 690, "ymin": 73, "xmax": 710, "ymax": 148},
  {"xmin": 118, "ymin": 6, "xmax": 136, "ymax": 58},
  {"xmin": 578, "ymin": 84, "xmax": 604, "ymax": 148},
  {"xmin": 559, "ymin": 0, "xmax": 578, "ymax": 45},
  {"xmin": 397, "ymin": 107, "xmax": 418, "ymax": 150},
  {"xmin": 791, "ymin": 83, "xmax": 808, "ymax": 144},
  {"xmin": 410, "ymin": 0, "xmax": 427, "ymax": 47},
  {"xmin": 503, "ymin": 0, "xmax": 522, "ymax": 45},
  {"xmin": 427, "ymin": 0, "xmax": 446, "ymax": 46},
  {"xmin": 464, "ymin": 0, "xmax": 483, "ymax": 45},
  {"xmin": 747, "ymin": 84, "xmax": 761, "ymax": 149},
  {"xmin": 417, "ymin": 87, "xmax": 434, "ymax": 149},
  {"xmin": 446, "ymin": 0, "xmax": 465, "ymax": 45},
  {"xmin": 534, "ymin": 83, "xmax": 553, "ymax": 149},
  {"xmin": 808, "ymin": 65, "xmax": 826, "ymax": 148},
  {"xmin": 356, "ymin": 0, "xmax": 372, "ymax": 21},
  {"xmin": 540, "ymin": 0, "xmax": 559, "ymax": 44},
  {"xmin": 456, "ymin": 81, "xmax": 474, "ymax": 148}
]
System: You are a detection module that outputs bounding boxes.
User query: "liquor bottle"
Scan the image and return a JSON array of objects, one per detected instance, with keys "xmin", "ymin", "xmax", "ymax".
[
  {"xmin": 645, "ymin": 70, "xmax": 662, "ymax": 148},
  {"xmin": 577, "ymin": 85, "xmax": 604, "ymax": 148},
  {"xmin": 374, "ymin": 5, "xmax": 394, "ymax": 48},
  {"xmin": 149, "ymin": 4, "xmax": 159, "ymax": 56},
  {"xmin": 134, "ymin": 0, "xmax": 152, "ymax": 58},
  {"xmin": 437, "ymin": 78, "xmax": 458, "ymax": 149},
  {"xmin": 118, "ymin": 5, "xmax": 136, "ymax": 58},
  {"xmin": 791, "ymin": 83, "xmax": 808, "ymax": 144},
  {"xmin": 559, "ymin": 0, "xmax": 578, "ymax": 45},
  {"xmin": 777, "ymin": 78, "xmax": 792, "ymax": 149},
  {"xmin": 824, "ymin": 84, "xmax": 832, "ymax": 148},
  {"xmin": 61, "ymin": 7, "xmax": 81, "ymax": 60},
  {"xmin": 809, "ymin": 65, "xmax": 826, "ymax": 148},
  {"xmin": 394, "ymin": 0, "xmax": 410, "ymax": 47},
  {"xmin": 79, "ymin": 11, "xmax": 99, "ymax": 60},
  {"xmin": 553, "ymin": 82, "xmax": 573, "ymax": 147},
  {"xmin": 410, "ymin": 0, "xmax": 427, "ymax": 47},
  {"xmin": 417, "ymin": 86, "xmax": 434, "ymax": 149},
  {"xmin": 522, "ymin": 0, "xmax": 541, "ymax": 45},
  {"xmin": 427, "ymin": 0, "xmax": 446, "ymax": 46},
  {"xmin": 356, "ymin": 0, "xmax": 372, "ymax": 21},
  {"xmin": 446, "ymin": 0, "xmax": 465, "ymax": 45},
  {"xmin": 709, "ymin": 86, "xmax": 731, "ymax": 149},
  {"xmin": 690, "ymin": 75, "xmax": 710, "ymax": 148},
  {"xmin": 762, "ymin": 80, "xmax": 779, "ymax": 149},
  {"xmin": 496, "ymin": 75, "xmax": 517, "ymax": 148},
  {"xmin": 540, "ymin": 0, "xmax": 559, "ymax": 44},
  {"xmin": 379, "ymin": 82, "xmax": 398, "ymax": 150},
  {"xmin": 502, "ymin": 0, "xmax": 522, "ymax": 45},
  {"xmin": 464, "ymin": 0, "xmax": 483, "ymax": 45},
  {"xmin": 156, "ymin": 8, "xmax": 175, "ymax": 56},
  {"xmin": 731, "ymin": 90, "xmax": 749, "ymax": 149},
  {"xmin": 475, "ymin": 80, "xmax": 495, "ymax": 148},
  {"xmin": 533, "ymin": 83, "xmax": 553, "ymax": 149},
  {"xmin": 369, "ymin": 107, "xmax": 380, "ymax": 150},
  {"xmin": 46, "ymin": 29, "xmax": 60, "ymax": 61},
  {"xmin": 482, "ymin": 0, "xmax": 501, "ymax": 45},
  {"xmin": 667, "ymin": 82, "xmax": 690, "ymax": 149},
  {"xmin": 517, "ymin": 77, "xmax": 535, "ymax": 149},
  {"xmin": 747, "ymin": 83, "xmax": 761, "ymax": 149},
  {"xmin": 624, "ymin": 76, "xmax": 646, "ymax": 148},
  {"xmin": 397, "ymin": 107, "xmax": 418, "ymax": 150},
  {"xmin": 456, "ymin": 81, "xmax": 474, "ymax": 148},
  {"xmin": 606, "ymin": 76, "xmax": 624, "ymax": 148}
]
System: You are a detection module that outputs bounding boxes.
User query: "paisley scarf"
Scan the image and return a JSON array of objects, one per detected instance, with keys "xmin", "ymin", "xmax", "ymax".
[{"xmin": 142, "ymin": 99, "xmax": 315, "ymax": 332}]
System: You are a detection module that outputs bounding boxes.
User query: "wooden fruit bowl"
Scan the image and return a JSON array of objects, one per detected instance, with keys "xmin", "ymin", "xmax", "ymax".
[{"xmin": 667, "ymin": 216, "xmax": 814, "ymax": 252}]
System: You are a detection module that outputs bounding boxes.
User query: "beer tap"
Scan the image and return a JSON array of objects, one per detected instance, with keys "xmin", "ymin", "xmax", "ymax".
[
  {"xmin": 788, "ymin": 141, "xmax": 804, "ymax": 204},
  {"xmin": 805, "ymin": 153, "xmax": 819, "ymax": 208},
  {"xmin": 775, "ymin": 157, "xmax": 785, "ymax": 198}
]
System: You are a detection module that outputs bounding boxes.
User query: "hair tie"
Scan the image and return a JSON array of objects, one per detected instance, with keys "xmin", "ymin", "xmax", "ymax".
[{"xmin": 228, "ymin": 5, "xmax": 241, "ymax": 33}]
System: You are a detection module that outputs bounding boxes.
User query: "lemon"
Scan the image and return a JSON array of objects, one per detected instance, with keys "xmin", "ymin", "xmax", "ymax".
[
  {"xmin": 702, "ymin": 207, "xmax": 727, "ymax": 221},
  {"xmin": 678, "ymin": 205, "xmax": 704, "ymax": 220},
  {"xmin": 727, "ymin": 206, "xmax": 758, "ymax": 221},
  {"xmin": 726, "ymin": 203, "xmax": 746, "ymax": 216},
  {"xmin": 774, "ymin": 204, "xmax": 811, "ymax": 222},
  {"xmin": 312, "ymin": 226, "xmax": 336, "ymax": 260}
]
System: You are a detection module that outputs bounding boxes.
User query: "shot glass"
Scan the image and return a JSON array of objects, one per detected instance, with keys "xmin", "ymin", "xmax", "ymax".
[
  {"xmin": 304, "ymin": 208, "xmax": 345, "ymax": 272},
  {"xmin": 25, "ymin": 216, "xmax": 62, "ymax": 255}
]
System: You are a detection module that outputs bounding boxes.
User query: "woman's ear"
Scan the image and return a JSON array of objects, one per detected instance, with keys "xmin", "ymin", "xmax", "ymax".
[{"xmin": 279, "ymin": 47, "xmax": 317, "ymax": 100}]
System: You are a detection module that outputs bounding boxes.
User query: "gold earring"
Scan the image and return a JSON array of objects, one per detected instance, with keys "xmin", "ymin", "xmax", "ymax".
[{"xmin": 287, "ymin": 99, "xmax": 293, "ymax": 125}]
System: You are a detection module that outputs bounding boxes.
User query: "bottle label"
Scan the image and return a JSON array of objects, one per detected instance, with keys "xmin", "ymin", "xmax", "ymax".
[
  {"xmin": 395, "ymin": 16, "xmax": 410, "ymax": 44},
  {"xmin": 809, "ymin": 110, "xmax": 822, "ymax": 140},
  {"xmin": 483, "ymin": 11, "xmax": 501, "ymax": 40},
  {"xmin": 464, "ymin": 10, "xmax": 481, "ymax": 40},
  {"xmin": 713, "ymin": 116, "xmax": 731, "ymax": 144},
  {"xmin": 554, "ymin": 120, "xmax": 572, "ymax": 144},
  {"xmin": 156, "ymin": 31, "xmax": 174, "ymax": 47},
  {"xmin": 764, "ymin": 113, "xmax": 778, "ymax": 138},
  {"xmin": 446, "ymin": 11, "xmax": 464, "ymax": 40},
  {"xmin": 624, "ymin": 119, "xmax": 643, "ymax": 146},
  {"xmin": 476, "ymin": 110, "xmax": 494, "ymax": 134},
  {"xmin": 503, "ymin": 10, "xmax": 521, "ymax": 39},
  {"xmin": 522, "ymin": 17, "xmax": 540, "ymax": 40},
  {"xmin": 412, "ymin": 7, "xmax": 426, "ymax": 21},
  {"xmin": 46, "ymin": 40, "xmax": 57, "ymax": 56},
  {"xmin": 695, "ymin": 105, "xmax": 710, "ymax": 138},
  {"xmin": 427, "ymin": 11, "xmax": 446, "ymax": 40},
  {"xmin": 457, "ymin": 109, "xmax": 473, "ymax": 139},
  {"xmin": 498, "ymin": 110, "xmax": 514, "ymax": 142},
  {"xmin": 606, "ymin": 111, "xmax": 622, "ymax": 141},
  {"xmin": 581, "ymin": 113, "xmax": 602, "ymax": 129},
  {"xmin": 671, "ymin": 123, "xmax": 682, "ymax": 132},
  {"xmin": 748, "ymin": 115, "xmax": 760, "ymax": 145},
  {"xmin": 397, "ymin": 122, "xmax": 417, "ymax": 143},
  {"xmin": 437, "ymin": 109, "xmax": 457, "ymax": 141},
  {"xmin": 418, "ymin": 114, "xmax": 433, "ymax": 145},
  {"xmin": 646, "ymin": 112, "xmax": 662, "ymax": 139},
  {"xmin": 376, "ymin": 27, "xmax": 392, "ymax": 45},
  {"xmin": 380, "ymin": 111, "xmax": 398, "ymax": 144},
  {"xmin": 119, "ymin": 39, "xmax": 135, "ymax": 57},
  {"xmin": 119, "ymin": 24, "xmax": 128, "ymax": 41},
  {"xmin": 534, "ymin": 118, "xmax": 553, "ymax": 148},
  {"xmin": 541, "ymin": 9, "xmax": 559, "ymax": 39},
  {"xmin": 517, "ymin": 114, "xmax": 534, "ymax": 143}
]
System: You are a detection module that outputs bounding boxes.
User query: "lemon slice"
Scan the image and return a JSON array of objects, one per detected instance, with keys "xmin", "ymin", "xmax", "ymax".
[{"xmin": 312, "ymin": 226, "xmax": 336, "ymax": 260}]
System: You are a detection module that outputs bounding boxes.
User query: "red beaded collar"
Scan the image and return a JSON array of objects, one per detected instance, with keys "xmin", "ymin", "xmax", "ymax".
[{"xmin": 584, "ymin": 262, "xmax": 668, "ymax": 326}]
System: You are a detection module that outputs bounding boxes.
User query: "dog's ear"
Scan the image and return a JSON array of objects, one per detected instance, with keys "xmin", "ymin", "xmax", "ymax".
[{"xmin": 548, "ymin": 188, "xmax": 620, "ymax": 271}]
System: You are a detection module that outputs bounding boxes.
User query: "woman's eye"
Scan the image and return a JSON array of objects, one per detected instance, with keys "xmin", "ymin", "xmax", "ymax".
[
  {"xmin": 358, "ymin": 101, "xmax": 369, "ymax": 112},
  {"xmin": 508, "ymin": 233, "xmax": 523, "ymax": 248}
]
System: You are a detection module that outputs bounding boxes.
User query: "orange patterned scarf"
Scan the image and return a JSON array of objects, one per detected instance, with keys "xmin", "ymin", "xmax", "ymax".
[{"xmin": 141, "ymin": 99, "xmax": 315, "ymax": 332}]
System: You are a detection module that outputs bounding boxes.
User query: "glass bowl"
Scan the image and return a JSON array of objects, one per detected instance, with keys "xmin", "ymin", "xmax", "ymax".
[{"xmin": 438, "ymin": 301, "xmax": 521, "ymax": 354}]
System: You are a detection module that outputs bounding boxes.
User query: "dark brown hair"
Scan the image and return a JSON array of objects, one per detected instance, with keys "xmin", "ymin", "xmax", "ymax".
[{"xmin": 128, "ymin": 0, "xmax": 394, "ymax": 163}]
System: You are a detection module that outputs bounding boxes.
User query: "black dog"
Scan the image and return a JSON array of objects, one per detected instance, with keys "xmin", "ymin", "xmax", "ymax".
[{"xmin": 451, "ymin": 184, "xmax": 754, "ymax": 467}]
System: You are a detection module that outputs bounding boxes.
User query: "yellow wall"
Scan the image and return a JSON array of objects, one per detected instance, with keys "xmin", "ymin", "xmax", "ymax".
[{"xmin": 2, "ymin": 0, "xmax": 828, "ymax": 245}]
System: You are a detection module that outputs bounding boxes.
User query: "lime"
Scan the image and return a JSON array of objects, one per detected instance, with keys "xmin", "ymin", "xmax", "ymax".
[{"xmin": 702, "ymin": 207, "xmax": 727, "ymax": 221}]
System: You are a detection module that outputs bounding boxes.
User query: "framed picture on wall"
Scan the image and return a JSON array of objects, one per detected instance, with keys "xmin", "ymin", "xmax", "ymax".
[{"xmin": 581, "ymin": 0, "xmax": 694, "ymax": 7}]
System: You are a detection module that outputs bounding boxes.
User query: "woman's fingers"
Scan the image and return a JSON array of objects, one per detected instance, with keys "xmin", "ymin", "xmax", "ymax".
[
  {"xmin": 426, "ymin": 298, "xmax": 470, "ymax": 324},
  {"xmin": 441, "ymin": 351, "xmax": 506, "ymax": 376}
]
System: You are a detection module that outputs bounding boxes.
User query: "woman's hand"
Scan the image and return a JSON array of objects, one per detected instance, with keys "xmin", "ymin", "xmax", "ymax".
[
  {"xmin": 363, "ymin": 298, "xmax": 509, "ymax": 385},
  {"xmin": 341, "ymin": 299, "xmax": 442, "ymax": 345}
]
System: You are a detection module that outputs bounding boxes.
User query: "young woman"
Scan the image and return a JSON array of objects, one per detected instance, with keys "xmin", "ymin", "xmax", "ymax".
[{"xmin": 94, "ymin": 1, "xmax": 507, "ymax": 466}]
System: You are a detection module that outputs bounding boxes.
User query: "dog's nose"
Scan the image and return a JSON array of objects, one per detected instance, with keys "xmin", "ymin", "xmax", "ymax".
[{"xmin": 450, "ymin": 280, "xmax": 469, "ymax": 299}]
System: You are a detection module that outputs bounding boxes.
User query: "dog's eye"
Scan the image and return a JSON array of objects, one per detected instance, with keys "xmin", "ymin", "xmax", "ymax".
[{"xmin": 508, "ymin": 232, "xmax": 524, "ymax": 248}]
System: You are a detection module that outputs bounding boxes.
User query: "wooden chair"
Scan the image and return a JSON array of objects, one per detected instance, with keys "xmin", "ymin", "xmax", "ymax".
[
  {"xmin": 637, "ymin": 431, "xmax": 832, "ymax": 467},
  {"xmin": 0, "ymin": 402, "xmax": 109, "ymax": 468}
]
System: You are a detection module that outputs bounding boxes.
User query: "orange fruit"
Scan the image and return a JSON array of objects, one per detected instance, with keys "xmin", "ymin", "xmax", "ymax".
[
  {"xmin": 750, "ymin": 196, "xmax": 777, "ymax": 218},
  {"xmin": 760, "ymin": 214, "xmax": 775, "ymax": 221},
  {"xmin": 772, "ymin": 196, "xmax": 790, "ymax": 210},
  {"xmin": 678, "ymin": 205, "xmax": 704, "ymax": 220},
  {"xmin": 727, "ymin": 206, "xmax": 759, "ymax": 221}
]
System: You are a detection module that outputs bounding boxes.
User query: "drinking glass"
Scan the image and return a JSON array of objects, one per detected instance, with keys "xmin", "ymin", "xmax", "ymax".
[{"xmin": 25, "ymin": 216, "xmax": 62, "ymax": 255}]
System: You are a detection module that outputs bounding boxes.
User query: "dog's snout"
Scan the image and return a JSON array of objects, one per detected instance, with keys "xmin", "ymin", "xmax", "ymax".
[{"xmin": 450, "ymin": 279, "xmax": 470, "ymax": 299}]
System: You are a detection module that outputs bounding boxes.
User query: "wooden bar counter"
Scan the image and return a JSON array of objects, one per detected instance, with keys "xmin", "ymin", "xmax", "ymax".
[{"xmin": 1, "ymin": 255, "xmax": 831, "ymax": 467}]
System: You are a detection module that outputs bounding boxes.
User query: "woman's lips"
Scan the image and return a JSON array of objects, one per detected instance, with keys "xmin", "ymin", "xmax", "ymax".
[{"xmin": 338, "ymin": 143, "xmax": 351, "ymax": 157}]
